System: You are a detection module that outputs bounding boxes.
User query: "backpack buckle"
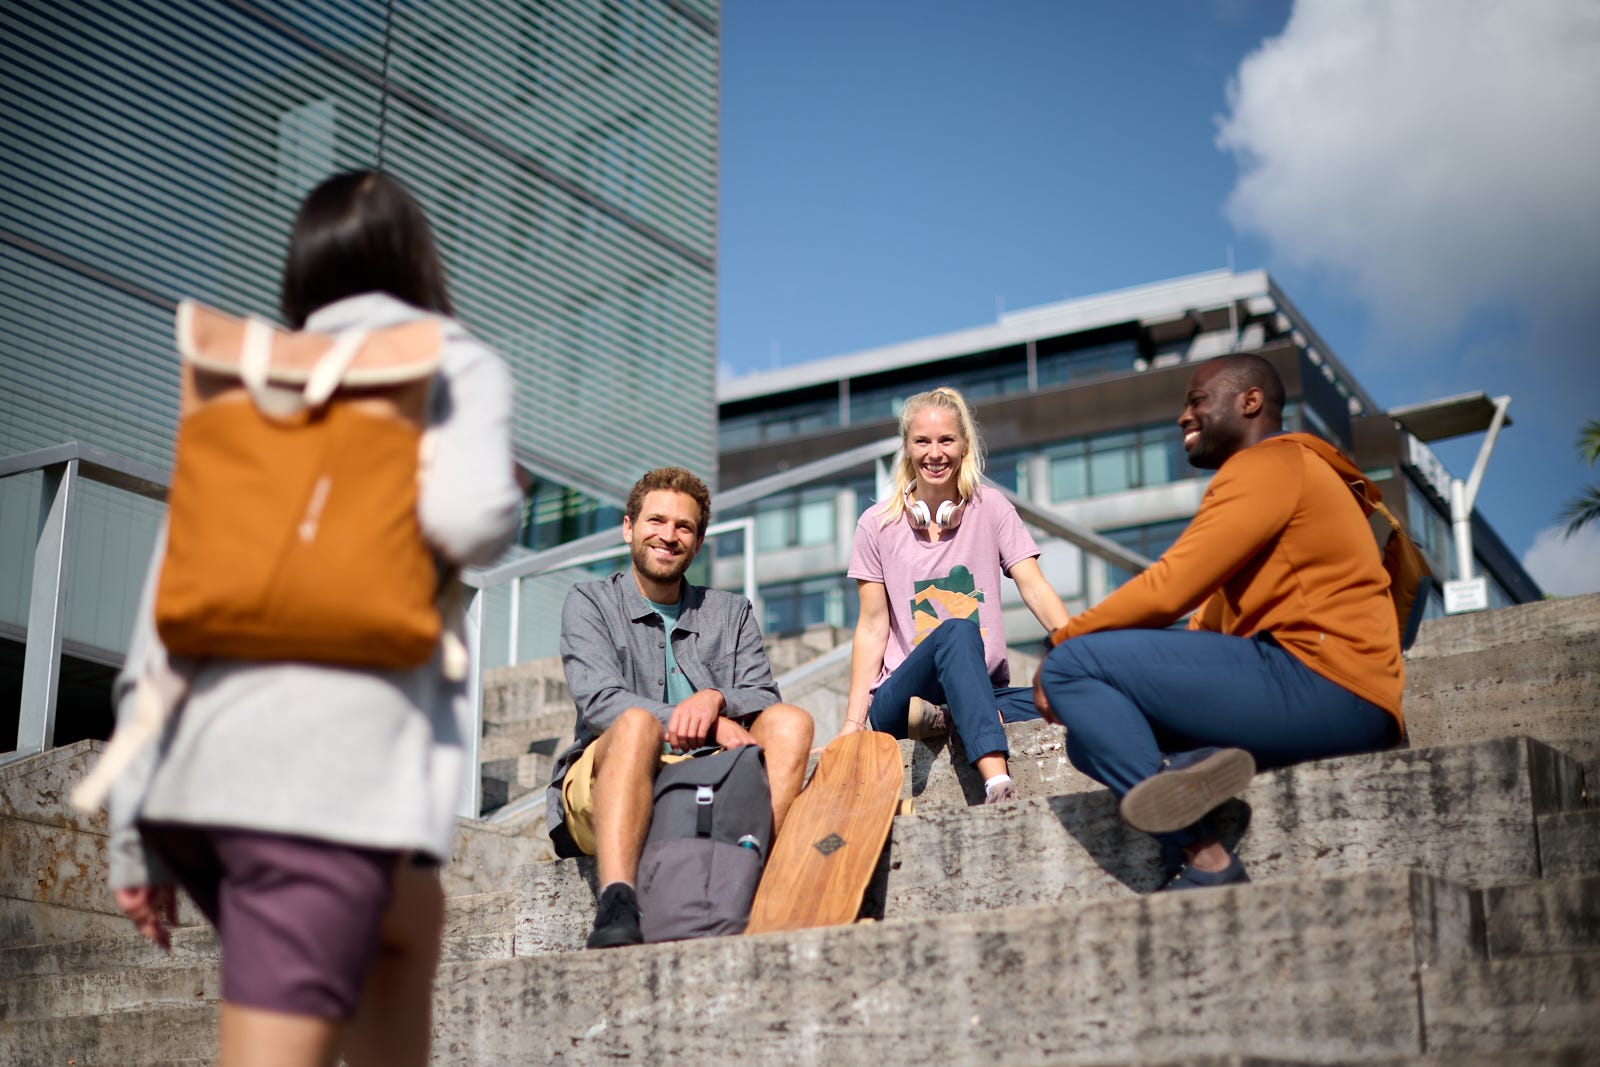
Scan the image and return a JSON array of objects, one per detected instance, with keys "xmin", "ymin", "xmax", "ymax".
[{"xmin": 695, "ymin": 784, "xmax": 714, "ymax": 837}]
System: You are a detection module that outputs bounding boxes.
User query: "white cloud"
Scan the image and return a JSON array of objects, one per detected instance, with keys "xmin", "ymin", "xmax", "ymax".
[
  {"xmin": 1522, "ymin": 522, "xmax": 1600, "ymax": 597},
  {"xmin": 1217, "ymin": 0, "xmax": 1600, "ymax": 341}
]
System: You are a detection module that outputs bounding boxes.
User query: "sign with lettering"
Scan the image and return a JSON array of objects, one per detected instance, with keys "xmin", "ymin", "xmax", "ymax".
[{"xmin": 1443, "ymin": 577, "xmax": 1489, "ymax": 615}]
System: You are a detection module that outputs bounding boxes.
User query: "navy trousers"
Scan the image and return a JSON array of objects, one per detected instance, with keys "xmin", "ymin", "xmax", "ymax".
[
  {"xmin": 869, "ymin": 617, "xmax": 1040, "ymax": 765},
  {"xmin": 1037, "ymin": 628, "xmax": 1397, "ymax": 845}
]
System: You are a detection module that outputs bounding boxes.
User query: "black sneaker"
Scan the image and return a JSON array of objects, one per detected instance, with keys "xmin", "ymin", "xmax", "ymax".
[
  {"xmin": 586, "ymin": 883, "xmax": 643, "ymax": 949},
  {"xmin": 1119, "ymin": 746, "xmax": 1256, "ymax": 834}
]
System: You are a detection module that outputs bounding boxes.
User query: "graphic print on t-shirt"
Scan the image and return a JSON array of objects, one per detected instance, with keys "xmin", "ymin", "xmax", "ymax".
[{"xmin": 911, "ymin": 565, "xmax": 987, "ymax": 645}]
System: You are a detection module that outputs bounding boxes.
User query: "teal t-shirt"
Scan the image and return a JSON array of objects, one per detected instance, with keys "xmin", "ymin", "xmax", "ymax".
[{"xmin": 649, "ymin": 598, "xmax": 697, "ymax": 707}]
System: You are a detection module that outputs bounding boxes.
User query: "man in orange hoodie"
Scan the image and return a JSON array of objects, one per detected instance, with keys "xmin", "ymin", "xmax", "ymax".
[{"xmin": 1034, "ymin": 354, "xmax": 1403, "ymax": 890}]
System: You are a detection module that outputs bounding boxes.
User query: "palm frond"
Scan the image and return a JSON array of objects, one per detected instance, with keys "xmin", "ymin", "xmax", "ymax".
[
  {"xmin": 1559, "ymin": 485, "xmax": 1600, "ymax": 538},
  {"xmin": 1579, "ymin": 418, "xmax": 1600, "ymax": 466}
]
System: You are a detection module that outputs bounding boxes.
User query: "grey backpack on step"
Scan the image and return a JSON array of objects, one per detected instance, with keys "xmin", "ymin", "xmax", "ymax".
[{"xmin": 637, "ymin": 744, "xmax": 771, "ymax": 943}]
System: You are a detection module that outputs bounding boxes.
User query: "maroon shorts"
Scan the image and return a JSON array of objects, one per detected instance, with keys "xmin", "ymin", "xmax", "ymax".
[{"xmin": 139, "ymin": 823, "xmax": 399, "ymax": 1019}]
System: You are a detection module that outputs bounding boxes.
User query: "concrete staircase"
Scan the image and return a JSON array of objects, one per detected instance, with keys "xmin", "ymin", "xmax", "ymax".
[{"xmin": 1, "ymin": 593, "xmax": 1596, "ymax": 1064}]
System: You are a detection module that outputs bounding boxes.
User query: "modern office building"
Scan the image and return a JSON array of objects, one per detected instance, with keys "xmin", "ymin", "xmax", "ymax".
[
  {"xmin": 2, "ymin": 0, "xmax": 720, "ymax": 747},
  {"xmin": 713, "ymin": 270, "xmax": 1541, "ymax": 642}
]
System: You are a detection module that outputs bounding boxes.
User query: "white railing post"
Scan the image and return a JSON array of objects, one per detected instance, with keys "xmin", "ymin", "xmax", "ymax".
[
  {"xmin": 738, "ymin": 517, "xmax": 758, "ymax": 625},
  {"xmin": 18, "ymin": 459, "xmax": 78, "ymax": 759},
  {"xmin": 459, "ymin": 585, "xmax": 485, "ymax": 820},
  {"xmin": 508, "ymin": 574, "xmax": 521, "ymax": 666}
]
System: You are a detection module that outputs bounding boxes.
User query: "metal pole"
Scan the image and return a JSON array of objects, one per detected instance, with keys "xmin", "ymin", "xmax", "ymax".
[
  {"xmin": 1461, "ymin": 396, "xmax": 1511, "ymax": 517},
  {"xmin": 739, "ymin": 517, "xmax": 758, "ymax": 622},
  {"xmin": 1450, "ymin": 479, "xmax": 1474, "ymax": 582},
  {"xmin": 508, "ymin": 575, "xmax": 521, "ymax": 667},
  {"xmin": 19, "ymin": 459, "xmax": 78, "ymax": 758},
  {"xmin": 459, "ymin": 586, "xmax": 485, "ymax": 820}
]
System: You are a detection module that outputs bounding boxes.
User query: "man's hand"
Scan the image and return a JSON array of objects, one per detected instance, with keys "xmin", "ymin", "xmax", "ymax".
[
  {"xmin": 666, "ymin": 689, "xmax": 725, "ymax": 751},
  {"xmin": 713, "ymin": 716, "xmax": 758, "ymax": 750},
  {"xmin": 1032, "ymin": 667, "xmax": 1057, "ymax": 726},
  {"xmin": 115, "ymin": 884, "xmax": 177, "ymax": 952}
]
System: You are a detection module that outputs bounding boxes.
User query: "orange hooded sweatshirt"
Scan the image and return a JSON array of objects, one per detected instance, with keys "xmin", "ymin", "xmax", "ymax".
[{"xmin": 1049, "ymin": 433, "xmax": 1403, "ymax": 724}]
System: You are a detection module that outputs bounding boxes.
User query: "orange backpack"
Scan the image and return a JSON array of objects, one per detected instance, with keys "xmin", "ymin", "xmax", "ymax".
[
  {"xmin": 154, "ymin": 300, "xmax": 445, "ymax": 669},
  {"xmin": 1297, "ymin": 434, "xmax": 1436, "ymax": 650}
]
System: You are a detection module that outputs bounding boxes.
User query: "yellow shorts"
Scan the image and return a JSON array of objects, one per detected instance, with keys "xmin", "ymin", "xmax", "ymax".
[{"xmin": 560, "ymin": 741, "xmax": 691, "ymax": 857}]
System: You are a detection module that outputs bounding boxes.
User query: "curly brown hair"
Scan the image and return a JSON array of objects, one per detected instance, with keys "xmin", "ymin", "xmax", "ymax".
[{"xmin": 625, "ymin": 467, "xmax": 712, "ymax": 538}]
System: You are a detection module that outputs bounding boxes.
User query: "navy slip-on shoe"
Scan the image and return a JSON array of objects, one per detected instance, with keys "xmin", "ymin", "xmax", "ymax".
[
  {"xmin": 1160, "ymin": 849, "xmax": 1250, "ymax": 892},
  {"xmin": 1119, "ymin": 746, "xmax": 1256, "ymax": 834}
]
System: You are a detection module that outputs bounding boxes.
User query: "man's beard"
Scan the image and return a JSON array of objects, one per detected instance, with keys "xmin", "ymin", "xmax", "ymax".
[{"xmin": 632, "ymin": 539, "xmax": 692, "ymax": 585}]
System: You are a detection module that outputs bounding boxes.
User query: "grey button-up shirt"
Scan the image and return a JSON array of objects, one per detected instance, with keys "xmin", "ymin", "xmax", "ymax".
[{"xmin": 547, "ymin": 570, "xmax": 781, "ymax": 843}]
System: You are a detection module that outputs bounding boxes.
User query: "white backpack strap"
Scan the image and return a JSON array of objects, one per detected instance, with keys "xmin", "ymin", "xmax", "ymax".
[
  {"xmin": 70, "ymin": 657, "xmax": 191, "ymax": 813},
  {"xmin": 238, "ymin": 315, "xmax": 277, "ymax": 406},
  {"xmin": 304, "ymin": 328, "xmax": 371, "ymax": 406}
]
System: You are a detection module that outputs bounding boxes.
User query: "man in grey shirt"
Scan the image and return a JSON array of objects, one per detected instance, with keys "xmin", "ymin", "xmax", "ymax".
[{"xmin": 549, "ymin": 466, "xmax": 814, "ymax": 948}]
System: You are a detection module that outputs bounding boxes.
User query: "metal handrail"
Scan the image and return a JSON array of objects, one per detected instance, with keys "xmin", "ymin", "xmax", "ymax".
[
  {"xmin": 3, "ymin": 437, "xmax": 1156, "ymax": 817},
  {"xmin": 1, "ymin": 442, "xmax": 168, "ymax": 767}
]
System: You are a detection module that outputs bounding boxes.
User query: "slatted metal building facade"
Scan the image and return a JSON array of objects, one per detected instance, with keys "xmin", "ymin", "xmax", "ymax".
[{"xmin": 1, "ymin": 0, "xmax": 720, "ymax": 688}]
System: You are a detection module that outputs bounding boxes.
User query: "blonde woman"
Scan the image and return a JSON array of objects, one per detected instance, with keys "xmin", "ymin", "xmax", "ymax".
[{"xmin": 842, "ymin": 387, "xmax": 1068, "ymax": 802}]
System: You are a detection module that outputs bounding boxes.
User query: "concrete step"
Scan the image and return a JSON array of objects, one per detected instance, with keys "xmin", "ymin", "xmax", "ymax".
[
  {"xmin": 0, "ymin": 891, "xmax": 516, "ymax": 1023},
  {"xmin": 1482, "ymin": 874, "xmax": 1600, "ymax": 959},
  {"xmin": 896, "ymin": 717, "xmax": 1093, "ymax": 814},
  {"xmin": 0, "ymin": 959, "xmax": 219, "ymax": 1025},
  {"xmin": 432, "ymin": 869, "xmax": 1487, "ymax": 1065},
  {"xmin": 1401, "ymin": 629, "xmax": 1600, "ymax": 778},
  {"xmin": 0, "ymin": 924, "xmax": 218, "ymax": 984},
  {"xmin": 883, "ymin": 591, "xmax": 1593, "ymax": 819},
  {"xmin": 1539, "ymin": 808, "xmax": 1600, "ymax": 878},
  {"xmin": 509, "ymin": 735, "xmax": 1586, "ymax": 955},
  {"xmin": 1419, "ymin": 951, "xmax": 1599, "ymax": 1057},
  {"xmin": 11, "ymin": 871, "xmax": 1593, "ymax": 1065},
  {"xmin": 479, "ymin": 725, "xmax": 568, "ymax": 763},
  {"xmin": 761, "ymin": 623, "xmax": 852, "ymax": 676},
  {"xmin": 441, "ymin": 817, "xmax": 553, "ymax": 897},
  {"xmin": 1407, "ymin": 592, "xmax": 1600, "ymax": 659},
  {"xmin": 0, "ymin": 742, "xmax": 210, "ymax": 948},
  {"xmin": 0, "ymin": 896, "xmax": 150, "ymax": 950},
  {"xmin": 0, "ymin": 740, "xmax": 107, "ymax": 834},
  {"xmin": 0, "ymin": 1002, "xmax": 216, "ymax": 1066},
  {"xmin": 480, "ymin": 658, "xmax": 569, "ymax": 728},
  {"xmin": 879, "ymin": 736, "xmax": 1583, "ymax": 918}
]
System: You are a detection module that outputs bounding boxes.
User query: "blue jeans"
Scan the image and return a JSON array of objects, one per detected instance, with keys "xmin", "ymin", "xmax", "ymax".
[
  {"xmin": 868, "ymin": 617, "xmax": 1040, "ymax": 766},
  {"xmin": 1037, "ymin": 628, "xmax": 1397, "ymax": 845}
]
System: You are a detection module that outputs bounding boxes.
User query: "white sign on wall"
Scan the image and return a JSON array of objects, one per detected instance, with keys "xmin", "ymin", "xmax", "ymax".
[{"xmin": 1444, "ymin": 577, "xmax": 1489, "ymax": 614}]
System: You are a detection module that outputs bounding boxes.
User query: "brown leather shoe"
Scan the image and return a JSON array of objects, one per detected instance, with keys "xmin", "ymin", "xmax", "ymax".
[{"xmin": 907, "ymin": 697, "xmax": 950, "ymax": 740}]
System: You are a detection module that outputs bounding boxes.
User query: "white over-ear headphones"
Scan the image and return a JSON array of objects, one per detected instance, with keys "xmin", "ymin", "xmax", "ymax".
[{"xmin": 904, "ymin": 487, "xmax": 964, "ymax": 530}]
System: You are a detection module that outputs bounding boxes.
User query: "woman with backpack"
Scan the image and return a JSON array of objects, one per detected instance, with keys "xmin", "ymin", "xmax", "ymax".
[
  {"xmin": 105, "ymin": 170, "xmax": 521, "ymax": 1066},
  {"xmin": 840, "ymin": 386, "xmax": 1069, "ymax": 803}
]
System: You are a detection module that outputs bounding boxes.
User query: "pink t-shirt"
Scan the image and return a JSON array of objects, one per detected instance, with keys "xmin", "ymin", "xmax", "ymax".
[{"xmin": 847, "ymin": 487, "xmax": 1040, "ymax": 690}]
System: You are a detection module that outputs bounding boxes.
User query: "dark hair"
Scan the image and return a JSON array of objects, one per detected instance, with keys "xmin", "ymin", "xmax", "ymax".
[
  {"xmin": 279, "ymin": 170, "xmax": 453, "ymax": 328},
  {"xmin": 625, "ymin": 467, "xmax": 712, "ymax": 538},
  {"xmin": 1213, "ymin": 353, "xmax": 1287, "ymax": 418}
]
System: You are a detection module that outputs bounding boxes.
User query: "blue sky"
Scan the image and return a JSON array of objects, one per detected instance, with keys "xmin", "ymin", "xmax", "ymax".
[{"xmin": 717, "ymin": 0, "xmax": 1600, "ymax": 594}]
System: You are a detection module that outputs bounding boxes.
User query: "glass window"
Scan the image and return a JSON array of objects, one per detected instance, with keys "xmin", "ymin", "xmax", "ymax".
[
  {"xmin": 1036, "ymin": 338, "xmax": 1140, "ymax": 387},
  {"xmin": 1103, "ymin": 518, "xmax": 1192, "ymax": 592},
  {"xmin": 987, "ymin": 448, "xmax": 1028, "ymax": 495},
  {"xmin": 796, "ymin": 493, "xmax": 835, "ymax": 545},
  {"xmin": 520, "ymin": 477, "xmax": 623, "ymax": 552},
  {"xmin": 1088, "ymin": 432, "xmax": 1138, "ymax": 496},
  {"xmin": 1045, "ymin": 424, "xmax": 1194, "ymax": 502},
  {"xmin": 758, "ymin": 575, "xmax": 857, "ymax": 636},
  {"xmin": 755, "ymin": 508, "xmax": 791, "ymax": 552},
  {"xmin": 1049, "ymin": 450, "xmax": 1088, "ymax": 502},
  {"xmin": 1140, "ymin": 439, "xmax": 1170, "ymax": 487}
]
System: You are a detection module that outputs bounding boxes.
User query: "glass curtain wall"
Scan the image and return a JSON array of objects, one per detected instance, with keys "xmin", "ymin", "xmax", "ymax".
[{"xmin": 2, "ymin": 0, "xmax": 721, "ymax": 670}]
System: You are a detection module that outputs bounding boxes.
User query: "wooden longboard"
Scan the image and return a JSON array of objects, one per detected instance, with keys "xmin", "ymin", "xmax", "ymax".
[{"xmin": 744, "ymin": 730, "xmax": 904, "ymax": 936}]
